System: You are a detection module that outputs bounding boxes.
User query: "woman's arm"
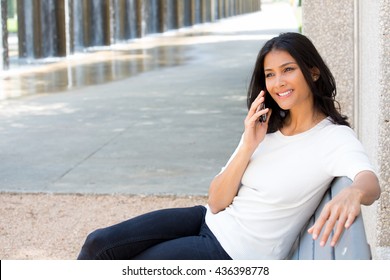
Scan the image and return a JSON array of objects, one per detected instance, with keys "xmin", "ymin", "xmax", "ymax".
[
  {"xmin": 207, "ymin": 145, "xmax": 253, "ymax": 214},
  {"xmin": 208, "ymin": 91, "xmax": 270, "ymax": 214},
  {"xmin": 308, "ymin": 170, "xmax": 381, "ymax": 247}
]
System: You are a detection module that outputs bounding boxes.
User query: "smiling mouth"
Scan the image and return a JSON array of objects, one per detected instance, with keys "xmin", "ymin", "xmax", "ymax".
[{"xmin": 277, "ymin": 90, "xmax": 292, "ymax": 97}]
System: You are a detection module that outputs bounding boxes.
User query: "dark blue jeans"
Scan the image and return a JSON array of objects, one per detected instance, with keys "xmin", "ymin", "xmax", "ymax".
[{"xmin": 77, "ymin": 205, "xmax": 231, "ymax": 260}]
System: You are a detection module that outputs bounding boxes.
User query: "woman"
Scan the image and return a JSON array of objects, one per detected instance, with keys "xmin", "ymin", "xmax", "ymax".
[{"xmin": 78, "ymin": 32, "xmax": 380, "ymax": 260}]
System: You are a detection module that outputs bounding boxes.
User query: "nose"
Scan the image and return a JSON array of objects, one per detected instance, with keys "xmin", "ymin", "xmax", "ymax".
[{"xmin": 276, "ymin": 74, "xmax": 286, "ymax": 87}]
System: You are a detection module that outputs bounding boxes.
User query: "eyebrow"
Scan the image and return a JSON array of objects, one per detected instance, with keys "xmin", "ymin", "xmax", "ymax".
[{"xmin": 264, "ymin": 62, "xmax": 297, "ymax": 72}]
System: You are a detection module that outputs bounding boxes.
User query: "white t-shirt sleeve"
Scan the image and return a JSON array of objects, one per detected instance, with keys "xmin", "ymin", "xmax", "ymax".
[{"xmin": 322, "ymin": 125, "xmax": 375, "ymax": 181}]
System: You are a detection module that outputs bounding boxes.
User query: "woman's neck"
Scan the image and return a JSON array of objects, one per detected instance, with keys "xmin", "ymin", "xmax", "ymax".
[{"xmin": 281, "ymin": 109, "xmax": 326, "ymax": 136}]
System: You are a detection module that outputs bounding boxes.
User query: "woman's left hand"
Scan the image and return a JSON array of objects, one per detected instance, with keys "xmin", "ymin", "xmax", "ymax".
[
  {"xmin": 307, "ymin": 187, "xmax": 362, "ymax": 247},
  {"xmin": 307, "ymin": 171, "xmax": 380, "ymax": 247}
]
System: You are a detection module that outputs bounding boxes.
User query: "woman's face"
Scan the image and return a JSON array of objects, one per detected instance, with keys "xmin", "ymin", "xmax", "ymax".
[{"xmin": 263, "ymin": 49, "xmax": 314, "ymax": 113}]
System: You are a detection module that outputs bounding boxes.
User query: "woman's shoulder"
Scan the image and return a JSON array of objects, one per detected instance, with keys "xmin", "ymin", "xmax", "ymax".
[
  {"xmin": 321, "ymin": 117, "xmax": 355, "ymax": 133},
  {"xmin": 319, "ymin": 117, "xmax": 359, "ymax": 143}
]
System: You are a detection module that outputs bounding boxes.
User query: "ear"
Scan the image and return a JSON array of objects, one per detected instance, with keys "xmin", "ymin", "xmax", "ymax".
[{"xmin": 310, "ymin": 67, "xmax": 320, "ymax": 81}]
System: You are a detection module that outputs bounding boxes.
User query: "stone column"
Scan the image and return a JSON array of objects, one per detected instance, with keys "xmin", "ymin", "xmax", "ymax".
[
  {"xmin": 71, "ymin": 0, "xmax": 84, "ymax": 51},
  {"xmin": 359, "ymin": 0, "xmax": 390, "ymax": 260},
  {"xmin": 135, "ymin": 0, "xmax": 144, "ymax": 38},
  {"xmin": 64, "ymin": 0, "xmax": 74, "ymax": 55},
  {"xmin": 56, "ymin": 0, "xmax": 67, "ymax": 57},
  {"xmin": 163, "ymin": 0, "xmax": 171, "ymax": 30},
  {"xmin": 17, "ymin": 0, "xmax": 40, "ymax": 58},
  {"xmin": 88, "ymin": 0, "xmax": 110, "ymax": 46},
  {"xmin": 303, "ymin": 0, "xmax": 390, "ymax": 260},
  {"xmin": 17, "ymin": 0, "xmax": 64, "ymax": 58},
  {"xmin": 201, "ymin": 0, "xmax": 207, "ymax": 23},
  {"xmin": 160, "ymin": 0, "xmax": 168, "ymax": 32},
  {"xmin": 0, "ymin": 0, "xmax": 8, "ymax": 69},
  {"xmin": 204, "ymin": 0, "xmax": 211, "ymax": 22},
  {"xmin": 176, "ymin": 0, "xmax": 184, "ymax": 29},
  {"xmin": 129, "ymin": 0, "xmax": 138, "ymax": 38},
  {"xmin": 190, "ymin": 0, "xmax": 196, "ymax": 25},
  {"xmin": 82, "ymin": 0, "xmax": 91, "ymax": 46},
  {"xmin": 211, "ymin": 0, "xmax": 216, "ymax": 21},
  {"xmin": 182, "ymin": 0, "xmax": 191, "ymax": 27},
  {"xmin": 112, "ymin": 0, "xmax": 126, "ymax": 41},
  {"xmin": 217, "ymin": 0, "xmax": 223, "ymax": 19},
  {"xmin": 105, "ymin": 0, "xmax": 115, "ymax": 45}
]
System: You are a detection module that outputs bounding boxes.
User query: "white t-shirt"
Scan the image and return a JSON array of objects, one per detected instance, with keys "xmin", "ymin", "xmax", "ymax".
[{"xmin": 205, "ymin": 118, "xmax": 375, "ymax": 259}]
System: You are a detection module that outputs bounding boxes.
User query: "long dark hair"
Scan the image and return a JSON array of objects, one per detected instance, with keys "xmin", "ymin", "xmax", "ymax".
[{"xmin": 247, "ymin": 32, "xmax": 350, "ymax": 133}]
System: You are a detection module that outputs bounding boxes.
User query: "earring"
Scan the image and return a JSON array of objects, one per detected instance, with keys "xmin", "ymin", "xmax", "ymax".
[{"xmin": 313, "ymin": 75, "xmax": 319, "ymax": 81}]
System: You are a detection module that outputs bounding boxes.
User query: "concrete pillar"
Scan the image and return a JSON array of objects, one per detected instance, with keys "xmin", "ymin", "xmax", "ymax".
[
  {"xmin": 190, "ymin": 0, "xmax": 196, "ymax": 25},
  {"xmin": 107, "ymin": 0, "xmax": 116, "ymax": 45},
  {"xmin": 87, "ymin": 0, "xmax": 110, "ymax": 46},
  {"xmin": 359, "ymin": 0, "xmax": 390, "ymax": 260},
  {"xmin": 17, "ymin": 0, "xmax": 40, "ymax": 58},
  {"xmin": 182, "ymin": 0, "xmax": 191, "ymax": 27},
  {"xmin": 145, "ymin": 0, "xmax": 161, "ymax": 35},
  {"xmin": 219, "ymin": 0, "xmax": 224, "ymax": 17},
  {"xmin": 302, "ymin": 0, "xmax": 390, "ymax": 260},
  {"xmin": 228, "ymin": 0, "xmax": 234, "ymax": 17},
  {"xmin": 125, "ymin": 0, "xmax": 137, "ymax": 40},
  {"xmin": 71, "ymin": 0, "xmax": 84, "ymax": 51},
  {"xmin": 236, "ymin": 0, "xmax": 241, "ymax": 15},
  {"xmin": 203, "ymin": 0, "xmax": 211, "ymax": 22},
  {"xmin": 160, "ymin": 0, "xmax": 168, "ymax": 32},
  {"xmin": 212, "ymin": 0, "xmax": 219, "ymax": 20},
  {"xmin": 17, "ymin": 0, "xmax": 65, "ymax": 59},
  {"xmin": 113, "ymin": 0, "xmax": 126, "ymax": 41},
  {"xmin": 0, "ymin": 0, "xmax": 8, "ymax": 69},
  {"xmin": 176, "ymin": 0, "xmax": 184, "ymax": 29},
  {"xmin": 135, "ymin": 0, "xmax": 144, "ymax": 37},
  {"xmin": 169, "ymin": 0, "xmax": 180, "ymax": 30},
  {"xmin": 201, "ymin": 0, "xmax": 207, "ymax": 23},
  {"xmin": 81, "ymin": 0, "xmax": 91, "ymax": 46},
  {"xmin": 56, "ymin": 0, "xmax": 67, "ymax": 57},
  {"xmin": 192, "ymin": 0, "xmax": 202, "ymax": 24},
  {"xmin": 64, "ymin": 0, "xmax": 73, "ymax": 56}
]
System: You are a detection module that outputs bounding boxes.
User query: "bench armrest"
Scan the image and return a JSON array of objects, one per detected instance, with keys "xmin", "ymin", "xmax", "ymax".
[{"xmin": 288, "ymin": 177, "xmax": 371, "ymax": 260}]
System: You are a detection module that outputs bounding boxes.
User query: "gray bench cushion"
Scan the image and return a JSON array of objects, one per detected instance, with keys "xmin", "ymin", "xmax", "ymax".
[{"xmin": 288, "ymin": 177, "xmax": 371, "ymax": 260}]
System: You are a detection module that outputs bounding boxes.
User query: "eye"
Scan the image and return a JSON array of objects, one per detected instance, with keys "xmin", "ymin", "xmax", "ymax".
[
  {"xmin": 284, "ymin": 67, "xmax": 295, "ymax": 72},
  {"xmin": 265, "ymin": 72, "xmax": 274, "ymax": 78}
]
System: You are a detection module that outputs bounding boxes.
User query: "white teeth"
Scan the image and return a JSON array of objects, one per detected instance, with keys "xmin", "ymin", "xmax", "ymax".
[{"xmin": 278, "ymin": 90, "xmax": 291, "ymax": 97}]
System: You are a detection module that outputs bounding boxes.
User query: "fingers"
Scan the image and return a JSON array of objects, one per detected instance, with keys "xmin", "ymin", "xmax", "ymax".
[
  {"xmin": 346, "ymin": 213, "xmax": 356, "ymax": 227},
  {"xmin": 307, "ymin": 206, "xmax": 330, "ymax": 244},
  {"xmin": 330, "ymin": 215, "xmax": 347, "ymax": 247},
  {"xmin": 247, "ymin": 90, "xmax": 269, "ymax": 124},
  {"xmin": 249, "ymin": 91, "xmax": 265, "ymax": 112},
  {"xmin": 252, "ymin": 107, "xmax": 269, "ymax": 124},
  {"xmin": 308, "ymin": 204, "xmax": 359, "ymax": 247}
]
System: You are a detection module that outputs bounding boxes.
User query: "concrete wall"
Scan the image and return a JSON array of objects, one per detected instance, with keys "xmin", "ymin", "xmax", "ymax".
[{"xmin": 302, "ymin": 0, "xmax": 390, "ymax": 259}]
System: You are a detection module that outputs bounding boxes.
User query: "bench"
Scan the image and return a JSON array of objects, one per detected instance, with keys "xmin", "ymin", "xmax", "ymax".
[{"xmin": 288, "ymin": 177, "xmax": 372, "ymax": 259}]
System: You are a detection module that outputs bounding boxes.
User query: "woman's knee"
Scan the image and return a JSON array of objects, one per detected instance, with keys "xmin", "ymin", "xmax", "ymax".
[{"xmin": 77, "ymin": 228, "xmax": 108, "ymax": 260}]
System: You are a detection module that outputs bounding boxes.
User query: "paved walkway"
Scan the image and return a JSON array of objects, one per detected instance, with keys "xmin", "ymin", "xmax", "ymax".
[{"xmin": 0, "ymin": 2, "xmax": 298, "ymax": 195}]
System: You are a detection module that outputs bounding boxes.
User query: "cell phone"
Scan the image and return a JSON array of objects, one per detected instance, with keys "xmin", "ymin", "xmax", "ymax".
[{"xmin": 257, "ymin": 102, "xmax": 267, "ymax": 123}]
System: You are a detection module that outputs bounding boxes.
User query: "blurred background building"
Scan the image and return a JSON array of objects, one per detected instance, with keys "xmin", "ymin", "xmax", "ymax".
[{"xmin": 0, "ymin": 0, "xmax": 261, "ymax": 65}]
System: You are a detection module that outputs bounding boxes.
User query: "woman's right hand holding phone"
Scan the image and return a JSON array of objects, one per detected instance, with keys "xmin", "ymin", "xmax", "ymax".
[{"xmin": 243, "ymin": 90, "xmax": 271, "ymax": 153}]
